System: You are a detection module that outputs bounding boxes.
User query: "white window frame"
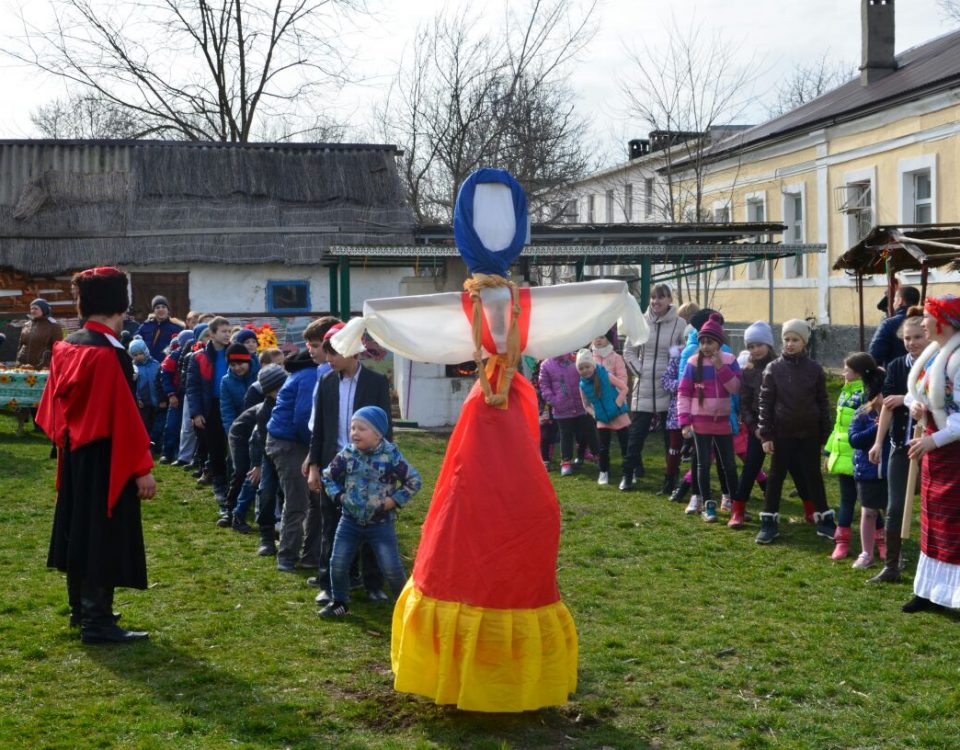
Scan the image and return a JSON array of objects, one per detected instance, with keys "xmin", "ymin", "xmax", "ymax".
[
  {"xmin": 842, "ymin": 166, "xmax": 877, "ymax": 250},
  {"xmin": 644, "ymin": 178, "xmax": 654, "ymax": 218},
  {"xmin": 605, "ymin": 189, "xmax": 615, "ymax": 223},
  {"xmin": 712, "ymin": 200, "xmax": 732, "ymax": 282},
  {"xmin": 781, "ymin": 183, "xmax": 807, "ymax": 279},
  {"xmin": 897, "ymin": 154, "xmax": 937, "ymax": 225},
  {"xmin": 624, "ymin": 183, "xmax": 633, "ymax": 222},
  {"xmin": 744, "ymin": 191, "xmax": 767, "ymax": 280},
  {"xmin": 587, "ymin": 194, "xmax": 595, "ymax": 223}
]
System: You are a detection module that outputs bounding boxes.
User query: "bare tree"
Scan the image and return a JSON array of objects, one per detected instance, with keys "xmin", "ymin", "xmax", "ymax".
[
  {"xmin": 31, "ymin": 93, "xmax": 153, "ymax": 138},
  {"xmin": 940, "ymin": 0, "xmax": 960, "ymax": 25},
  {"xmin": 9, "ymin": 0, "xmax": 365, "ymax": 142},
  {"xmin": 379, "ymin": 1, "xmax": 597, "ymax": 223},
  {"xmin": 766, "ymin": 53, "xmax": 855, "ymax": 118},
  {"xmin": 618, "ymin": 18, "xmax": 757, "ymax": 306}
]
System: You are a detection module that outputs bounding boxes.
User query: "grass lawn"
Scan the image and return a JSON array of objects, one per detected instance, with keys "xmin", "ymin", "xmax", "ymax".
[{"xmin": 0, "ymin": 399, "xmax": 957, "ymax": 750}]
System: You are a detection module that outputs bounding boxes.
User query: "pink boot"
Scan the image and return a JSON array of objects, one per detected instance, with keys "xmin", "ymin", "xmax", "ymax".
[{"xmin": 831, "ymin": 526, "xmax": 851, "ymax": 560}]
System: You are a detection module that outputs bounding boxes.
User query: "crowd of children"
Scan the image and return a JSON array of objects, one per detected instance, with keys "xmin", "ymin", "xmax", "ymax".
[
  {"xmin": 130, "ymin": 308, "xmax": 421, "ymax": 619},
  {"xmin": 535, "ymin": 284, "xmax": 935, "ymax": 588}
]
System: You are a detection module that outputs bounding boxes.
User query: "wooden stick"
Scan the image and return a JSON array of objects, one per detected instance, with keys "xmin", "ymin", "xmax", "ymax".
[{"xmin": 901, "ymin": 420, "xmax": 926, "ymax": 540}]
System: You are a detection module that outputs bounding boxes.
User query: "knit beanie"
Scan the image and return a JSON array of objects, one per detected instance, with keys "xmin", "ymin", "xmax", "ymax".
[
  {"xmin": 697, "ymin": 313, "xmax": 726, "ymax": 344},
  {"xmin": 575, "ymin": 348, "xmax": 595, "ymax": 368},
  {"xmin": 120, "ymin": 330, "xmax": 133, "ymax": 347},
  {"xmin": 234, "ymin": 328, "xmax": 258, "ymax": 345},
  {"xmin": 226, "ymin": 342, "xmax": 251, "ymax": 362},
  {"xmin": 30, "ymin": 298, "xmax": 51, "ymax": 317},
  {"xmin": 782, "ymin": 318, "xmax": 811, "ymax": 345},
  {"xmin": 176, "ymin": 329, "xmax": 195, "ymax": 348},
  {"xmin": 744, "ymin": 320, "xmax": 775, "ymax": 348},
  {"xmin": 690, "ymin": 308, "xmax": 722, "ymax": 332},
  {"xmin": 353, "ymin": 405, "xmax": 389, "ymax": 439},
  {"xmin": 151, "ymin": 295, "xmax": 170, "ymax": 310},
  {"xmin": 257, "ymin": 363, "xmax": 287, "ymax": 394},
  {"xmin": 193, "ymin": 323, "xmax": 209, "ymax": 340},
  {"xmin": 128, "ymin": 336, "xmax": 149, "ymax": 356}
]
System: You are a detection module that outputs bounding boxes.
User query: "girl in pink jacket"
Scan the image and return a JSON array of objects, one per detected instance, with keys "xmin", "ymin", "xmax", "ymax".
[{"xmin": 677, "ymin": 313, "xmax": 742, "ymax": 523}]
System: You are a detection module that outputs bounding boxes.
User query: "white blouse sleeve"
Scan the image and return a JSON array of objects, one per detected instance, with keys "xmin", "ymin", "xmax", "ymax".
[
  {"xmin": 330, "ymin": 279, "xmax": 649, "ymax": 365},
  {"xmin": 524, "ymin": 280, "xmax": 649, "ymax": 359},
  {"xmin": 933, "ymin": 378, "xmax": 960, "ymax": 447}
]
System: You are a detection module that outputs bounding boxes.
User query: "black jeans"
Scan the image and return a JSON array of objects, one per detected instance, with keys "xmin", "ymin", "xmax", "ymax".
[
  {"xmin": 624, "ymin": 411, "xmax": 668, "ymax": 476},
  {"xmin": 204, "ymin": 398, "xmax": 228, "ymax": 481},
  {"xmin": 693, "ymin": 433, "xmax": 738, "ymax": 503},
  {"xmin": 732, "ymin": 432, "xmax": 765, "ymax": 502},
  {"xmin": 556, "ymin": 414, "xmax": 599, "ymax": 462},
  {"xmin": 762, "ymin": 437, "xmax": 828, "ymax": 514},
  {"xmin": 598, "ymin": 427, "xmax": 629, "ymax": 472}
]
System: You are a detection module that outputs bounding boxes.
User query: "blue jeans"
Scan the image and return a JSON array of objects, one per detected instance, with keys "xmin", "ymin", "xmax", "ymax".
[
  {"xmin": 163, "ymin": 404, "xmax": 182, "ymax": 459},
  {"xmin": 329, "ymin": 514, "xmax": 407, "ymax": 603},
  {"xmin": 255, "ymin": 456, "xmax": 280, "ymax": 528}
]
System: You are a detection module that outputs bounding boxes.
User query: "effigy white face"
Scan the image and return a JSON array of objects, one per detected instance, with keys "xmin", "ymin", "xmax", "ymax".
[{"xmin": 473, "ymin": 183, "xmax": 516, "ymax": 253}]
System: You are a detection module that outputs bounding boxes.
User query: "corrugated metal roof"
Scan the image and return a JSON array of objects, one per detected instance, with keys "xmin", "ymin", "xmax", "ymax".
[{"xmin": 694, "ymin": 28, "xmax": 960, "ymax": 164}]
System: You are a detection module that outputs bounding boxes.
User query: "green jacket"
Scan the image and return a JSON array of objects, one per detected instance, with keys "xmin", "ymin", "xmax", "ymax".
[{"xmin": 825, "ymin": 378, "xmax": 864, "ymax": 476}]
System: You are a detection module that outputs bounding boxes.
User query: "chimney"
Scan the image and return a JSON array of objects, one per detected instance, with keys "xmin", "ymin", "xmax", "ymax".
[{"xmin": 860, "ymin": 0, "xmax": 896, "ymax": 85}]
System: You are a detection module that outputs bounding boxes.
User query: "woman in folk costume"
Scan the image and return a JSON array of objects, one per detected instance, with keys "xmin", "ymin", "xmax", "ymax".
[
  {"xmin": 902, "ymin": 295, "xmax": 960, "ymax": 613},
  {"xmin": 331, "ymin": 168, "xmax": 648, "ymax": 711}
]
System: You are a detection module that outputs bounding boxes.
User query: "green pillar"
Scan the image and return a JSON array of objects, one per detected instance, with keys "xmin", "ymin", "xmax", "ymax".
[
  {"xmin": 338, "ymin": 257, "xmax": 351, "ymax": 321},
  {"xmin": 328, "ymin": 264, "xmax": 339, "ymax": 315},
  {"xmin": 575, "ymin": 260, "xmax": 585, "ymax": 282},
  {"xmin": 640, "ymin": 257, "xmax": 652, "ymax": 310}
]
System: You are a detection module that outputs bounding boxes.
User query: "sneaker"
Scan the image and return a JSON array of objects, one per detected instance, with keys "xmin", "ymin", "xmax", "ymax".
[
  {"xmin": 158, "ymin": 456, "xmax": 172, "ymax": 465},
  {"xmin": 852, "ymin": 552, "xmax": 875, "ymax": 569},
  {"xmin": 276, "ymin": 561, "xmax": 297, "ymax": 573},
  {"xmin": 669, "ymin": 480, "xmax": 691, "ymax": 504},
  {"xmin": 560, "ymin": 462, "xmax": 573, "ymax": 477},
  {"xmin": 315, "ymin": 589, "xmax": 332, "ymax": 604},
  {"xmin": 368, "ymin": 589, "xmax": 390, "ymax": 603},
  {"xmin": 701, "ymin": 500, "xmax": 718, "ymax": 523},
  {"xmin": 232, "ymin": 518, "xmax": 252, "ymax": 534},
  {"xmin": 618, "ymin": 473, "xmax": 634, "ymax": 491},
  {"xmin": 720, "ymin": 495, "xmax": 732, "ymax": 513},
  {"xmin": 598, "ymin": 471, "xmax": 610, "ymax": 486},
  {"xmin": 684, "ymin": 495, "xmax": 701, "ymax": 515},
  {"xmin": 216, "ymin": 513, "xmax": 231, "ymax": 528},
  {"xmin": 755, "ymin": 512, "xmax": 779, "ymax": 544},
  {"xmin": 658, "ymin": 476, "xmax": 678, "ymax": 496},
  {"xmin": 306, "ymin": 576, "xmax": 324, "ymax": 588},
  {"xmin": 318, "ymin": 601, "xmax": 349, "ymax": 618}
]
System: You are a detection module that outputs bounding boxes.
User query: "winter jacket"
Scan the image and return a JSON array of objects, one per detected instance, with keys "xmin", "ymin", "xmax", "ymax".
[
  {"xmin": 160, "ymin": 347, "xmax": 185, "ymax": 398},
  {"xmin": 322, "ymin": 439, "xmax": 422, "ymax": 525},
  {"xmin": 825, "ymin": 379, "xmax": 865, "ymax": 476},
  {"xmin": 848, "ymin": 406, "xmax": 890, "ymax": 481},
  {"xmin": 251, "ymin": 395, "xmax": 277, "ymax": 467},
  {"xmin": 592, "ymin": 347, "xmax": 628, "ymax": 385},
  {"xmin": 579, "ymin": 364, "xmax": 630, "ymax": 428},
  {"xmin": 16, "ymin": 317, "xmax": 63, "ymax": 369},
  {"xmin": 868, "ymin": 305, "xmax": 908, "ymax": 367},
  {"xmin": 738, "ymin": 351, "xmax": 776, "ymax": 433},
  {"xmin": 677, "ymin": 350, "xmax": 741, "ymax": 435},
  {"xmin": 624, "ymin": 305, "xmax": 687, "ymax": 413},
  {"xmin": 266, "ymin": 350, "xmax": 317, "ymax": 445},
  {"xmin": 136, "ymin": 317, "xmax": 184, "ymax": 362},
  {"xmin": 678, "ymin": 330, "xmax": 740, "ymax": 434},
  {"xmin": 134, "ymin": 356, "xmax": 162, "ymax": 408},
  {"xmin": 659, "ymin": 354, "xmax": 681, "ymax": 430},
  {"xmin": 244, "ymin": 382, "xmax": 265, "ymax": 410},
  {"xmin": 757, "ymin": 352, "xmax": 831, "ymax": 443},
  {"xmin": 220, "ymin": 367, "xmax": 259, "ymax": 434},
  {"xmin": 538, "ymin": 355, "xmax": 586, "ymax": 419},
  {"xmin": 881, "ymin": 353, "xmax": 914, "ymax": 449},
  {"xmin": 186, "ymin": 341, "xmax": 226, "ymax": 420}
]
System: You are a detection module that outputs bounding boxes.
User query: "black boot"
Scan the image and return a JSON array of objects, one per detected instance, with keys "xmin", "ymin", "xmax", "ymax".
[
  {"xmin": 814, "ymin": 509, "xmax": 837, "ymax": 540},
  {"xmin": 669, "ymin": 479, "xmax": 691, "ymax": 503},
  {"xmin": 902, "ymin": 595, "xmax": 945, "ymax": 614},
  {"xmin": 68, "ymin": 576, "xmax": 121, "ymax": 627},
  {"xmin": 80, "ymin": 585, "xmax": 148, "ymax": 644},
  {"xmin": 868, "ymin": 532, "xmax": 903, "ymax": 583},
  {"xmin": 659, "ymin": 474, "xmax": 678, "ymax": 496},
  {"xmin": 257, "ymin": 526, "xmax": 277, "ymax": 556},
  {"xmin": 232, "ymin": 513, "xmax": 252, "ymax": 534},
  {"xmin": 755, "ymin": 512, "xmax": 780, "ymax": 544}
]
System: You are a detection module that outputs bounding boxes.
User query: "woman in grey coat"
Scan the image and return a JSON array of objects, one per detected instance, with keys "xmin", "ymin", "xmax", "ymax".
[{"xmin": 620, "ymin": 284, "xmax": 687, "ymax": 492}]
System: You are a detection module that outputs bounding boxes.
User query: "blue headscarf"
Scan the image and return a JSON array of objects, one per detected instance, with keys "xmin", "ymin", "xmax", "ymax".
[{"xmin": 453, "ymin": 168, "xmax": 529, "ymax": 277}]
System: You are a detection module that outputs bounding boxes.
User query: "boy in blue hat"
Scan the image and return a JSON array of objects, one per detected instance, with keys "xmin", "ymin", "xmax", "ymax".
[{"xmin": 319, "ymin": 406, "xmax": 422, "ymax": 618}]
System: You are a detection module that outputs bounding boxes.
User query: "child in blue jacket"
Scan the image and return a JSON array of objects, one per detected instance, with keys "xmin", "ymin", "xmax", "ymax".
[
  {"xmin": 847, "ymin": 366, "xmax": 890, "ymax": 571},
  {"xmin": 130, "ymin": 336, "xmax": 162, "ymax": 452}
]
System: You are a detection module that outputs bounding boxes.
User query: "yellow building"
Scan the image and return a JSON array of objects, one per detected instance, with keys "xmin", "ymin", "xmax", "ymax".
[{"xmin": 689, "ymin": 2, "xmax": 959, "ymax": 327}]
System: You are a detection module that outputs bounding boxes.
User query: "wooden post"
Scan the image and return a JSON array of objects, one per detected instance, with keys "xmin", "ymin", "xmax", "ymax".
[
  {"xmin": 640, "ymin": 257, "xmax": 652, "ymax": 310},
  {"xmin": 857, "ymin": 271, "xmax": 866, "ymax": 351},
  {"xmin": 328, "ymin": 264, "xmax": 339, "ymax": 315},
  {"xmin": 338, "ymin": 257, "xmax": 351, "ymax": 320}
]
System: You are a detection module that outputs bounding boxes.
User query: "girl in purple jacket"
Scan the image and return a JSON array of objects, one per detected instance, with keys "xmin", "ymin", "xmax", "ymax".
[{"xmin": 677, "ymin": 313, "xmax": 742, "ymax": 522}]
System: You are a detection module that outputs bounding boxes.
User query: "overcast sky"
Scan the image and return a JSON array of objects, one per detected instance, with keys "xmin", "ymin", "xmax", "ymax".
[{"xmin": 0, "ymin": 0, "xmax": 953, "ymax": 164}]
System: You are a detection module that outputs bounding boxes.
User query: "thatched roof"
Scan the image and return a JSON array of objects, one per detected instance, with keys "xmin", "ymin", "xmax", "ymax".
[{"xmin": 0, "ymin": 140, "xmax": 416, "ymax": 274}]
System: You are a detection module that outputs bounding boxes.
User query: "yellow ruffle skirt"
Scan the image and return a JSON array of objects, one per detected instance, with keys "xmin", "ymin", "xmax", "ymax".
[{"xmin": 390, "ymin": 579, "xmax": 578, "ymax": 712}]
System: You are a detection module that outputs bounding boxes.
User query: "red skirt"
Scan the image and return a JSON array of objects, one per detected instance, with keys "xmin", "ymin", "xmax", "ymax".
[{"xmin": 920, "ymin": 426, "xmax": 960, "ymax": 565}]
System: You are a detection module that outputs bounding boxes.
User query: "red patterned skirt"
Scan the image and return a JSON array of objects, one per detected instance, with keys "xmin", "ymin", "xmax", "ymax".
[{"xmin": 919, "ymin": 426, "xmax": 960, "ymax": 565}]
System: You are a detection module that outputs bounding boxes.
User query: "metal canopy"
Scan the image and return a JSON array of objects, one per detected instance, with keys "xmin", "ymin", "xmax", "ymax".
[{"xmin": 833, "ymin": 224, "xmax": 960, "ymax": 274}]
